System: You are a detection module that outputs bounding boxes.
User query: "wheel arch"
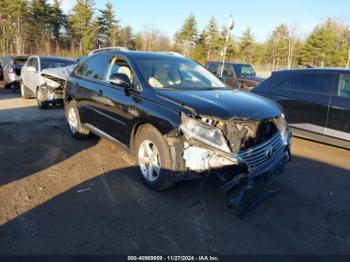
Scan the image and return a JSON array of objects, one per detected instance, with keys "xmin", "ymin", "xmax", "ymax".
[{"xmin": 129, "ymin": 118, "xmax": 178, "ymax": 154}]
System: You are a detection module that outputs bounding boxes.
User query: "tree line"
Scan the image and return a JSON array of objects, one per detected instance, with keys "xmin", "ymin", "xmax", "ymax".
[{"xmin": 1, "ymin": 0, "xmax": 350, "ymax": 70}]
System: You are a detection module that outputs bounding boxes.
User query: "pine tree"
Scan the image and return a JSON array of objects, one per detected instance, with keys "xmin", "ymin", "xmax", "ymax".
[
  {"xmin": 31, "ymin": 0, "xmax": 50, "ymax": 51},
  {"xmin": 96, "ymin": 2, "xmax": 119, "ymax": 48},
  {"xmin": 264, "ymin": 24, "xmax": 290, "ymax": 70},
  {"xmin": 192, "ymin": 29, "xmax": 208, "ymax": 64},
  {"xmin": 239, "ymin": 27, "xmax": 255, "ymax": 63},
  {"xmin": 174, "ymin": 13, "xmax": 198, "ymax": 57},
  {"xmin": 3, "ymin": 0, "xmax": 28, "ymax": 55},
  {"xmin": 48, "ymin": 0, "xmax": 65, "ymax": 40},
  {"xmin": 300, "ymin": 19, "xmax": 337, "ymax": 67},
  {"xmin": 48, "ymin": 0, "xmax": 66, "ymax": 49},
  {"xmin": 119, "ymin": 26, "xmax": 136, "ymax": 49},
  {"xmin": 68, "ymin": 0, "xmax": 95, "ymax": 54},
  {"xmin": 206, "ymin": 17, "xmax": 219, "ymax": 60}
]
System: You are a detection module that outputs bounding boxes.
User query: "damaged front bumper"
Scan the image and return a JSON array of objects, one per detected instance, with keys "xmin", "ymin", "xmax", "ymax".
[
  {"xmin": 40, "ymin": 83, "xmax": 64, "ymax": 102},
  {"xmin": 182, "ymin": 129, "xmax": 291, "ymax": 180},
  {"xmin": 181, "ymin": 128, "xmax": 291, "ymax": 214}
]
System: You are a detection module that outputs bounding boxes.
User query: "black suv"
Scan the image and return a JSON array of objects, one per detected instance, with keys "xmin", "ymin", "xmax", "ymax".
[
  {"xmin": 64, "ymin": 51, "xmax": 291, "ymax": 193},
  {"xmin": 205, "ymin": 61, "xmax": 264, "ymax": 91}
]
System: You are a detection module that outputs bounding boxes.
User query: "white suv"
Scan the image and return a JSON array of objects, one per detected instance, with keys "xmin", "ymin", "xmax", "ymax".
[{"xmin": 21, "ymin": 56, "xmax": 76, "ymax": 109}]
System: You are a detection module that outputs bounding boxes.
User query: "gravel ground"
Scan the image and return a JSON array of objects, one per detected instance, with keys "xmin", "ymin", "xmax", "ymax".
[{"xmin": 0, "ymin": 87, "xmax": 349, "ymax": 255}]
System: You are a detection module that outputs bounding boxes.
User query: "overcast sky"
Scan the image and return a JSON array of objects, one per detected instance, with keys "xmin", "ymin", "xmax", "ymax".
[{"xmin": 59, "ymin": 0, "xmax": 350, "ymax": 41}]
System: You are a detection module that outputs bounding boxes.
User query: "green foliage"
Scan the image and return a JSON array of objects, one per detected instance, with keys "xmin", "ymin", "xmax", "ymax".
[
  {"xmin": 96, "ymin": 2, "xmax": 119, "ymax": 48},
  {"xmin": 300, "ymin": 19, "xmax": 350, "ymax": 67},
  {"xmin": 68, "ymin": 0, "xmax": 94, "ymax": 54},
  {"xmin": 174, "ymin": 13, "xmax": 198, "ymax": 57},
  {"xmin": 191, "ymin": 29, "xmax": 208, "ymax": 64},
  {"xmin": 206, "ymin": 17, "xmax": 220, "ymax": 59},
  {"xmin": 239, "ymin": 27, "xmax": 255, "ymax": 63},
  {"xmin": 1, "ymin": 1, "xmax": 350, "ymax": 70}
]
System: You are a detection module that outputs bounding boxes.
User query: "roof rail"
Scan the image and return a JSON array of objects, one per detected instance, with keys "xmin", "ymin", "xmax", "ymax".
[
  {"xmin": 88, "ymin": 46, "xmax": 129, "ymax": 56},
  {"xmin": 159, "ymin": 52, "xmax": 185, "ymax": 57}
]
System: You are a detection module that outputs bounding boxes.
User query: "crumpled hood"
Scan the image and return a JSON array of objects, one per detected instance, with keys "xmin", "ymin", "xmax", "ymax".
[
  {"xmin": 157, "ymin": 89, "xmax": 281, "ymax": 120},
  {"xmin": 41, "ymin": 65, "xmax": 76, "ymax": 81}
]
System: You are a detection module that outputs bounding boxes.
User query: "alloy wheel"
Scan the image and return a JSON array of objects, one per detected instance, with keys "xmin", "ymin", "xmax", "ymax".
[
  {"xmin": 138, "ymin": 139, "xmax": 161, "ymax": 182},
  {"xmin": 68, "ymin": 107, "xmax": 78, "ymax": 133}
]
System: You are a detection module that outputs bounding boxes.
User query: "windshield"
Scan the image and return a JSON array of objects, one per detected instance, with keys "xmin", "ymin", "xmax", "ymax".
[
  {"xmin": 134, "ymin": 56, "xmax": 227, "ymax": 90},
  {"xmin": 234, "ymin": 64, "xmax": 256, "ymax": 77},
  {"xmin": 41, "ymin": 58, "xmax": 76, "ymax": 70}
]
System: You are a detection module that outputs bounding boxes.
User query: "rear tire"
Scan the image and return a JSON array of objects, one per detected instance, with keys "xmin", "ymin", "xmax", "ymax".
[
  {"xmin": 65, "ymin": 100, "xmax": 90, "ymax": 139},
  {"xmin": 36, "ymin": 87, "xmax": 49, "ymax": 109},
  {"xmin": 134, "ymin": 125, "xmax": 176, "ymax": 191},
  {"xmin": 21, "ymin": 81, "xmax": 30, "ymax": 99}
]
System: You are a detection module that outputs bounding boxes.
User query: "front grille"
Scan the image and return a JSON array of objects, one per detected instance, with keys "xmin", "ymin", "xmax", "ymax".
[{"xmin": 231, "ymin": 132, "xmax": 285, "ymax": 177}]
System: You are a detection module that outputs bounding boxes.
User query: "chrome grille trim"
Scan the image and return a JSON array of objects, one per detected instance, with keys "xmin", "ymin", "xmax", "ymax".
[{"xmin": 228, "ymin": 132, "xmax": 285, "ymax": 177}]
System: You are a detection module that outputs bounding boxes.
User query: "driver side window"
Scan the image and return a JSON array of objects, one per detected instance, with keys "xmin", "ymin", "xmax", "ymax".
[
  {"xmin": 222, "ymin": 64, "xmax": 234, "ymax": 77},
  {"xmin": 26, "ymin": 58, "xmax": 33, "ymax": 67},
  {"xmin": 338, "ymin": 75, "xmax": 350, "ymax": 98},
  {"xmin": 32, "ymin": 58, "xmax": 39, "ymax": 71},
  {"xmin": 105, "ymin": 56, "xmax": 139, "ymax": 89}
]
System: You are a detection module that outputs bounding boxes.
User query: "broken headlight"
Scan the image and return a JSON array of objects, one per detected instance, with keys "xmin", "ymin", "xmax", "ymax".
[
  {"xmin": 273, "ymin": 114, "xmax": 288, "ymax": 142},
  {"xmin": 44, "ymin": 77, "xmax": 60, "ymax": 88},
  {"xmin": 180, "ymin": 113, "xmax": 231, "ymax": 153}
]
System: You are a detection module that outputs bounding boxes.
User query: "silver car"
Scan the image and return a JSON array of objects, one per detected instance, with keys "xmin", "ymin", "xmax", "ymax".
[
  {"xmin": 2, "ymin": 56, "xmax": 28, "ymax": 90},
  {"xmin": 21, "ymin": 56, "xmax": 76, "ymax": 109}
]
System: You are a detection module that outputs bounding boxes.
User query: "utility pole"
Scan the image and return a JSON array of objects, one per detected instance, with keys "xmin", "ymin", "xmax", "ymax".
[
  {"xmin": 346, "ymin": 46, "xmax": 350, "ymax": 68},
  {"xmin": 220, "ymin": 15, "xmax": 234, "ymax": 77}
]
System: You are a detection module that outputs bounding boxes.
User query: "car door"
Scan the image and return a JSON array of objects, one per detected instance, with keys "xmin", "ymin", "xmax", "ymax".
[
  {"xmin": 271, "ymin": 72, "xmax": 337, "ymax": 134},
  {"xmin": 326, "ymin": 74, "xmax": 350, "ymax": 141},
  {"xmin": 26, "ymin": 57, "xmax": 40, "ymax": 94},
  {"xmin": 21, "ymin": 57, "xmax": 32, "ymax": 87},
  {"xmin": 93, "ymin": 55, "xmax": 142, "ymax": 144},
  {"xmin": 70, "ymin": 54, "xmax": 109, "ymax": 127},
  {"xmin": 221, "ymin": 64, "xmax": 238, "ymax": 88}
]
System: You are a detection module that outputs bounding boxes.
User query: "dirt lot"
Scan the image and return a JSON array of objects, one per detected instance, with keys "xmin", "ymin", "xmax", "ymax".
[{"xmin": 0, "ymin": 87, "xmax": 350, "ymax": 255}]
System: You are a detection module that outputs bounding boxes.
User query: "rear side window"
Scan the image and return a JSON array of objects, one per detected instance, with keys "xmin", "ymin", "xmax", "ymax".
[
  {"xmin": 81, "ymin": 55, "xmax": 107, "ymax": 80},
  {"xmin": 338, "ymin": 75, "xmax": 350, "ymax": 97},
  {"xmin": 277, "ymin": 73, "xmax": 335, "ymax": 94}
]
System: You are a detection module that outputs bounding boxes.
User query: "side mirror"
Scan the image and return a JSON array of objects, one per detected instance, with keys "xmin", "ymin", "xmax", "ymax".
[
  {"xmin": 110, "ymin": 73, "xmax": 131, "ymax": 88},
  {"xmin": 27, "ymin": 66, "xmax": 36, "ymax": 72}
]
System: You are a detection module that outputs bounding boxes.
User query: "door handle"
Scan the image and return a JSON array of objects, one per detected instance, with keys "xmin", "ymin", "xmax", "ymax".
[{"xmin": 97, "ymin": 89, "xmax": 103, "ymax": 96}]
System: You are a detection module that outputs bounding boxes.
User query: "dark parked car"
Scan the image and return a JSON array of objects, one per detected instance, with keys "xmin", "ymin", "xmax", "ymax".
[
  {"xmin": 205, "ymin": 61, "xmax": 264, "ymax": 91},
  {"xmin": 64, "ymin": 51, "xmax": 291, "ymax": 205},
  {"xmin": 252, "ymin": 68, "xmax": 350, "ymax": 149}
]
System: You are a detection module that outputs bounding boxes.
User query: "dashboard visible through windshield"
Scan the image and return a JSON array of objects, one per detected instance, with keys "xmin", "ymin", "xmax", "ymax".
[{"xmin": 134, "ymin": 57, "xmax": 227, "ymax": 90}]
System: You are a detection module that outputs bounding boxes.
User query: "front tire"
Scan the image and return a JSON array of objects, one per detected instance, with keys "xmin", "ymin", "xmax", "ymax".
[
  {"xmin": 66, "ymin": 101, "xmax": 90, "ymax": 139},
  {"xmin": 21, "ymin": 82, "xmax": 30, "ymax": 99},
  {"xmin": 134, "ymin": 125, "xmax": 176, "ymax": 191},
  {"xmin": 36, "ymin": 87, "xmax": 49, "ymax": 109}
]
